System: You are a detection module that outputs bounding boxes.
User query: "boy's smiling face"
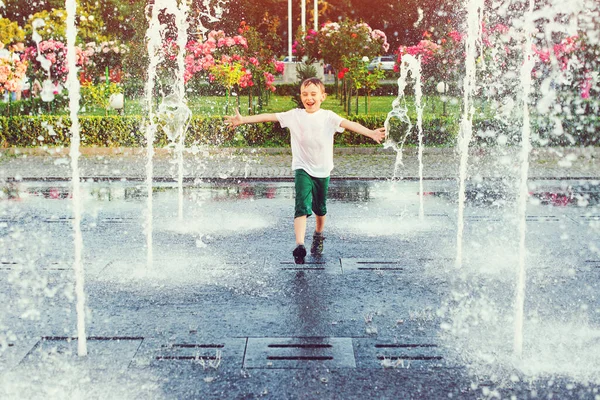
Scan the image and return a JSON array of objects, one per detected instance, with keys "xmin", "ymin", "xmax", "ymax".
[{"xmin": 300, "ymin": 83, "xmax": 326, "ymax": 113}]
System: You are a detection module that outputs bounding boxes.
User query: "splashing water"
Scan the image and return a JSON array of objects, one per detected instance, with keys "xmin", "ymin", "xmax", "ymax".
[
  {"xmin": 30, "ymin": 19, "xmax": 55, "ymax": 102},
  {"xmin": 143, "ymin": 0, "xmax": 193, "ymax": 266},
  {"xmin": 65, "ymin": 0, "xmax": 86, "ymax": 356},
  {"xmin": 384, "ymin": 54, "xmax": 425, "ymax": 217},
  {"xmin": 446, "ymin": 0, "xmax": 600, "ymax": 380},
  {"xmin": 157, "ymin": 93, "xmax": 191, "ymax": 220},
  {"xmin": 454, "ymin": 0, "xmax": 484, "ymax": 269},
  {"xmin": 513, "ymin": 0, "xmax": 537, "ymax": 360},
  {"xmin": 142, "ymin": 1, "xmax": 166, "ymax": 269}
]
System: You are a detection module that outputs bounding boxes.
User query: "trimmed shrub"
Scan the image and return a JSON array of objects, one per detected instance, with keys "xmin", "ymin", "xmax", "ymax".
[{"xmin": 1, "ymin": 113, "xmax": 596, "ymax": 148}]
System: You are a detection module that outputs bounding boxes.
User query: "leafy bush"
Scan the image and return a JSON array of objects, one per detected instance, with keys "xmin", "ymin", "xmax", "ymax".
[
  {"xmin": 1, "ymin": 113, "xmax": 597, "ymax": 148},
  {"xmin": 0, "ymin": 95, "xmax": 69, "ymax": 116}
]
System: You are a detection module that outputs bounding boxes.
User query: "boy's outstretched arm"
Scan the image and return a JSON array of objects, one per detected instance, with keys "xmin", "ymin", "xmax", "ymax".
[
  {"xmin": 340, "ymin": 119, "xmax": 386, "ymax": 144},
  {"xmin": 225, "ymin": 108, "xmax": 278, "ymax": 127}
]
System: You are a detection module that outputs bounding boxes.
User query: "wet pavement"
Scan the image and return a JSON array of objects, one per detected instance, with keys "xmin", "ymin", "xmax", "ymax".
[
  {"xmin": 1, "ymin": 145, "xmax": 600, "ymax": 181},
  {"xmin": 1, "ymin": 147, "xmax": 600, "ymax": 399}
]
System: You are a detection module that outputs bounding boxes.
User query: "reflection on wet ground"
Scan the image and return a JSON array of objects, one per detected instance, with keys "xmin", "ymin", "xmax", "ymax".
[{"xmin": 2, "ymin": 179, "xmax": 599, "ymax": 208}]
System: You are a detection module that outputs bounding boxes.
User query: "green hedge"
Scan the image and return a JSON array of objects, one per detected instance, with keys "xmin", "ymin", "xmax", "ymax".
[
  {"xmin": 1, "ymin": 113, "xmax": 597, "ymax": 148},
  {"xmin": 0, "ymin": 114, "xmax": 460, "ymax": 148}
]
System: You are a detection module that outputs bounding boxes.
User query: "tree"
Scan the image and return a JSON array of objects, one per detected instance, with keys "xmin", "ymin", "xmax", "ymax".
[
  {"xmin": 24, "ymin": 8, "xmax": 108, "ymax": 45},
  {"xmin": 303, "ymin": 18, "xmax": 388, "ymax": 111}
]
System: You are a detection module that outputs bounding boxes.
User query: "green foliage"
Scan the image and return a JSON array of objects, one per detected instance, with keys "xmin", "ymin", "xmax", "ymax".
[
  {"xmin": 319, "ymin": 18, "xmax": 388, "ymax": 72},
  {"xmin": 25, "ymin": 7, "xmax": 108, "ymax": 44},
  {"xmin": 1, "ymin": 112, "xmax": 599, "ymax": 148},
  {"xmin": 290, "ymin": 61, "xmax": 318, "ymax": 107},
  {"xmin": 0, "ymin": 95, "xmax": 70, "ymax": 116},
  {"xmin": 80, "ymin": 82, "xmax": 123, "ymax": 113}
]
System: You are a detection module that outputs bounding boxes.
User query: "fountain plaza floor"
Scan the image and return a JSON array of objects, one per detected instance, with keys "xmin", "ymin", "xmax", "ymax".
[{"xmin": 0, "ymin": 146, "xmax": 600, "ymax": 399}]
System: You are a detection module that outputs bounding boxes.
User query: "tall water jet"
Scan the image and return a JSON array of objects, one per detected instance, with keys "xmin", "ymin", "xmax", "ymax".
[
  {"xmin": 31, "ymin": 19, "xmax": 55, "ymax": 102},
  {"xmin": 143, "ymin": 1, "xmax": 165, "ymax": 269},
  {"xmin": 384, "ymin": 54, "xmax": 425, "ymax": 217},
  {"xmin": 144, "ymin": 1, "xmax": 192, "ymax": 265},
  {"xmin": 513, "ymin": 0, "xmax": 537, "ymax": 360},
  {"xmin": 173, "ymin": 0, "xmax": 191, "ymax": 220},
  {"xmin": 454, "ymin": 0, "xmax": 484, "ymax": 268},
  {"xmin": 155, "ymin": 0, "xmax": 192, "ymax": 221},
  {"xmin": 65, "ymin": 0, "xmax": 87, "ymax": 356}
]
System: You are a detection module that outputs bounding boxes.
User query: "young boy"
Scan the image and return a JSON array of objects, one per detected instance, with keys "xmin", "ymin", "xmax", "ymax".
[{"xmin": 225, "ymin": 77, "xmax": 385, "ymax": 264}]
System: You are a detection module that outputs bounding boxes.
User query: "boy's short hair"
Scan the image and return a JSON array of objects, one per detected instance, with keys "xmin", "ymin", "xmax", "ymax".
[{"xmin": 300, "ymin": 77, "xmax": 326, "ymax": 93}]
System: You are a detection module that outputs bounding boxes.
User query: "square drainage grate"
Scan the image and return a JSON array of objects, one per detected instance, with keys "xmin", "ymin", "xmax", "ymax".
[
  {"xmin": 354, "ymin": 338, "xmax": 445, "ymax": 369},
  {"xmin": 340, "ymin": 258, "xmax": 451, "ymax": 273},
  {"xmin": 0, "ymin": 260, "xmax": 18, "ymax": 271},
  {"xmin": 579, "ymin": 260, "xmax": 600, "ymax": 272},
  {"xmin": 100, "ymin": 217, "xmax": 136, "ymax": 224},
  {"xmin": 277, "ymin": 260, "xmax": 341, "ymax": 274},
  {"xmin": 577, "ymin": 215, "xmax": 600, "ymax": 221},
  {"xmin": 132, "ymin": 338, "xmax": 246, "ymax": 368},
  {"xmin": 43, "ymin": 217, "xmax": 73, "ymax": 223},
  {"xmin": 526, "ymin": 215, "xmax": 560, "ymax": 222},
  {"xmin": 244, "ymin": 337, "xmax": 355, "ymax": 369},
  {"xmin": 341, "ymin": 259, "xmax": 405, "ymax": 273},
  {"xmin": 464, "ymin": 215, "xmax": 502, "ymax": 223},
  {"xmin": 21, "ymin": 336, "xmax": 143, "ymax": 369}
]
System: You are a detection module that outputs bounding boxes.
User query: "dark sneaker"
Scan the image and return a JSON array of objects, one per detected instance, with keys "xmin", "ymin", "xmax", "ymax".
[
  {"xmin": 293, "ymin": 244, "xmax": 307, "ymax": 264},
  {"xmin": 310, "ymin": 232, "xmax": 325, "ymax": 255}
]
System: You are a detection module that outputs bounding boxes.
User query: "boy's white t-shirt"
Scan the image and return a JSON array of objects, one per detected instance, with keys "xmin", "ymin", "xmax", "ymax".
[{"xmin": 276, "ymin": 108, "xmax": 345, "ymax": 178}]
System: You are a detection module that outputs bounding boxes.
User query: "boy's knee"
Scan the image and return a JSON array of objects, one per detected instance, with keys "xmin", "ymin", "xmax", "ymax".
[{"xmin": 294, "ymin": 210, "xmax": 311, "ymax": 218}]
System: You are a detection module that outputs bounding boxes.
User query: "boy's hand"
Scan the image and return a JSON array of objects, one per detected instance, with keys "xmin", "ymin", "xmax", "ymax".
[
  {"xmin": 370, "ymin": 127, "xmax": 386, "ymax": 144},
  {"xmin": 224, "ymin": 108, "xmax": 243, "ymax": 127}
]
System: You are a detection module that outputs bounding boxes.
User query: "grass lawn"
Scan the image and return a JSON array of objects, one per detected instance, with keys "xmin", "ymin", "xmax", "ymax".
[{"xmin": 83, "ymin": 93, "xmax": 464, "ymax": 119}]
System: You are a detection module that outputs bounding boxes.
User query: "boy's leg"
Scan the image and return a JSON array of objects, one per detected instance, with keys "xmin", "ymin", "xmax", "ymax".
[
  {"xmin": 311, "ymin": 176, "xmax": 330, "ymax": 255},
  {"xmin": 293, "ymin": 169, "xmax": 313, "ymax": 264},
  {"xmin": 294, "ymin": 215, "xmax": 307, "ymax": 245},
  {"xmin": 315, "ymin": 214, "xmax": 326, "ymax": 234}
]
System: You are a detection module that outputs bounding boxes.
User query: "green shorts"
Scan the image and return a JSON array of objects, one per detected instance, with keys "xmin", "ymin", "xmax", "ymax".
[{"xmin": 294, "ymin": 169, "xmax": 330, "ymax": 218}]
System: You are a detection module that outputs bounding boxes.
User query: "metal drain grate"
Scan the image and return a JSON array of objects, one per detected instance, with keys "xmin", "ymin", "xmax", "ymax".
[
  {"xmin": 526, "ymin": 215, "xmax": 560, "ymax": 222},
  {"xmin": 280, "ymin": 260, "xmax": 326, "ymax": 271},
  {"xmin": 341, "ymin": 259, "xmax": 410, "ymax": 273},
  {"xmin": 100, "ymin": 217, "xmax": 136, "ymax": 224},
  {"xmin": 43, "ymin": 217, "xmax": 73, "ymax": 223},
  {"xmin": 578, "ymin": 215, "xmax": 600, "ymax": 221},
  {"xmin": 464, "ymin": 215, "xmax": 502, "ymax": 222},
  {"xmin": 244, "ymin": 337, "xmax": 355, "ymax": 369},
  {"xmin": 277, "ymin": 260, "xmax": 341, "ymax": 273},
  {"xmin": 136, "ymin": 338, "xmax": 246, "ymax": 368},
  {"xmin": 354, "ymin": 338, "xmax": 445, "ymax": 369},
  {"xmin": 0, "ymin": 260, "xmax": 17, "ymax": 271}
]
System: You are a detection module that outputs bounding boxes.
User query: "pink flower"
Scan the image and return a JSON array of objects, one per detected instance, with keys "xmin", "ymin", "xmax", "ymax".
[
  {"xmin": 448, "ymin": 31, "xmax": 463, "ymax": 42},
  {"xmin": 533, "ymin": 45, "xmax": 550, "ymax": 63},
  {"xmin": 581, "ymin": 74, "xmax": 592, "ymax": 99},
  {"xmin": 274, "ymin": 60, "xmax": 284, "ymax": 74},
  {"xmin": 493, "ymin": 24, "xmax": 509, "ymax": 34},
  {"xmin": 233, "ymin": 35, "xmax": 247, "ymax": 47}
]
